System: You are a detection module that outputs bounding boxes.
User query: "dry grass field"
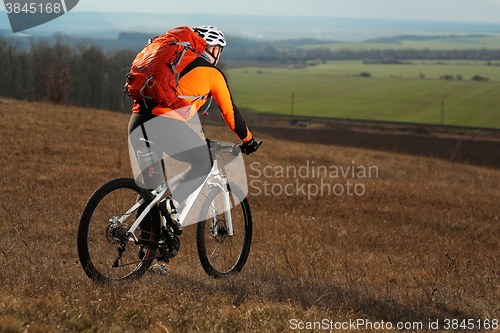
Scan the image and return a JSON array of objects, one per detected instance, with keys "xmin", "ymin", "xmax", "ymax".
[{"xmin": 1, "ymin": 98, "xmax": 500, "ymax": 332}]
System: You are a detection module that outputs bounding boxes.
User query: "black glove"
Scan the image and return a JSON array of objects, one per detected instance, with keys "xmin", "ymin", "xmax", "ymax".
[{"xmin": 240, "ymin": 138, "xmax": 261, "ymax": 155}]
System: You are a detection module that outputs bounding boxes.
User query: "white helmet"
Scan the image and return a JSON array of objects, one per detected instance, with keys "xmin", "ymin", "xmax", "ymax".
[{"xmin": 193, "ymin": 25, "xmax": 226, "ymax": 47}]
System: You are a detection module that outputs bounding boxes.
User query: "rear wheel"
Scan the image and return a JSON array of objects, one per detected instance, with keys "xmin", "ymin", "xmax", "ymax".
[
  {"xmin": 196, "ymin": 182, "xmax": 252, "ymax": 277},
  {"xmin": 77, "ymin": 177, "xmax": 160, "ymax": 282}
]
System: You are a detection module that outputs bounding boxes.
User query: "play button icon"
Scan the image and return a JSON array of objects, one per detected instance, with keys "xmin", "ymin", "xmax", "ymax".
[{"xmin": 5, "ymin": 0, "xmax": 79, "ymax": 33}]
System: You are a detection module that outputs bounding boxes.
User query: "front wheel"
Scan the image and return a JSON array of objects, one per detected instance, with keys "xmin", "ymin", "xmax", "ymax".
[
  {"xmin": 77, "ymin": 177, "xmax": 161, "ymax": 282},
  {"xmin": 196, "ymin": 182, "xmax": 252, "ymax": 277}
]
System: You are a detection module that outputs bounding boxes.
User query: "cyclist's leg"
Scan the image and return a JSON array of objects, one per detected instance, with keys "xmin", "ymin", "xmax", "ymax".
[
  {"xmin": 128, "ymin": 112, "xmax": 160, "ymax": 243},
  {"xmin": 129, "ymin": 114, "xmax": 212, "ymax": 204},
  {"xmin": 128, "ymin": 112, "xmax": 164, "ymax": 190},
  {"xmin": 128, "ymin": 112, "xmax": 157, "ymax": 134},
  {"xmin": 162, "ymin": 122, "xmax": 212, "ymax": 204}
]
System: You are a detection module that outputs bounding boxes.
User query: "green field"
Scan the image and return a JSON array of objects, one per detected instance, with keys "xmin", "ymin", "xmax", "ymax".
[
  {"xmin": 301, "ymin": 34, "xmax": 500, "ymax": 51},
  {"xmin": 226, "ymin": 61, "xmax": 500, "ymax": 128}
]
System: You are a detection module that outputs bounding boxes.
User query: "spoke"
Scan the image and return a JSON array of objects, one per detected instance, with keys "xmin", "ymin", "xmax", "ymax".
[
  {"xmin": 222, "ymin": 240, "xmax": 228, "ymax": 267},
  {"xmin": 231, "ymin": 230, "xmax": 244, "ymax": 247},
  {"xmin": 226, "ymin": 238, "xmax": 239, "ymax": 253},
  {"xmin": 92, "ymin": 213, "xmax": 113, "ymax": 225},
  {"xmin": 115, "ymin": 257, "xmax": 155, "ymax": 268},
  {"xmin": 231, "ymin": 207, "xmax": 242, "ymax": 221},
  {"xmin": 100, "ymin": 199, "xmax": 114, "ymax": 221},
  {"xmin": 208, "ymin": 240, "xmax": 221, "ymax": 261},
  {"xmin": 91, "ymin": 242, "xmax": 116, "ymax": 275}
]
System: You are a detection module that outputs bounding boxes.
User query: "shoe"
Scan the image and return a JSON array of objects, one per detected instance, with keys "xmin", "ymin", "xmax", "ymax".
[
  {"xmin": 148, "ymin": 263, "xmax": 169, "ymax": 276},
  {"xmin": 160, "ymin": 197, "xmax": 183, "ymax": 235}
]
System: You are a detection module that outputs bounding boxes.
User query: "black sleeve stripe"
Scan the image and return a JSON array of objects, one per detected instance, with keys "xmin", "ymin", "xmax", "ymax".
[
  {"xmin": 180, "ymin": 57, "xmax": 251, "ymax": 141},
  {"xmin": 217, "ymin": 68, "xmax": 250, "ymax": 140},
  {"xmin": 230, "ymin": 102, "xmax": 250, "ymax": 140},
  {"xmin": 179, "ymin": 56, "xmax": 213, "ymax": 79}
]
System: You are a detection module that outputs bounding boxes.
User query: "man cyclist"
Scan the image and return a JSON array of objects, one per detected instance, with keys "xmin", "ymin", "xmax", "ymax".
[{"xmin": 128, "ymin": 25, "xmax": 261, "ymax": 236}]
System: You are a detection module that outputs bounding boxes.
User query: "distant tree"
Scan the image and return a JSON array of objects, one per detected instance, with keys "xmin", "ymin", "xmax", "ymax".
[
  {"xmin": 31, "ymin": 39, "xmax": 56, "ymax": 101},
  {"xmin": 44, "ymin": 36, "xmax": 73, "ymax": 103},
  {"xmin": 106, "ymin": 49, "xmax": 136, "ymax": 111},
  {"xmin": 0, "ymin": 36, "xmax": 18, "ymax": 98},
  {"xmin": 471, "ymin": 75, "xmax": 489, "ymax": 81},
  {"xmin": 77, "ymin": 42, "xmax": 106, "ymax": 108}
]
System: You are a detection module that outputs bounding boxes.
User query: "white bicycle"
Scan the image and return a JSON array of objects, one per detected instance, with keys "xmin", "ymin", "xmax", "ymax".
[{"xmin": 77, "ymin": 139, "xmax": 259, "ymax": 282}]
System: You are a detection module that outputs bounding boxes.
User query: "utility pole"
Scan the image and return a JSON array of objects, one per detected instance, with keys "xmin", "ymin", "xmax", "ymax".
[
  {"xmin": 441, "ymin": 100, "xmax": 444, "ymax": 125},
  {"xmin": 291, "ymin": 92, "xmax": 294, "ymax": 116}
]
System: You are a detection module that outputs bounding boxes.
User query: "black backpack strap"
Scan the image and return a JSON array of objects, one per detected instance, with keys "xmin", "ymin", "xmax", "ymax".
[
  {"xmin": 136, "ymin": 100, "xmax": 159, "ymax": 114},
  {"xmin": 179, "ymin": 56, "xmax": 213, "ymax": 80}
]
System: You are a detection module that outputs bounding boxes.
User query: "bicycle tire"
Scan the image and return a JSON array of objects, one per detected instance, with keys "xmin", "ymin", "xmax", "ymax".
[
  {"xmin": 77, "ymin": 177, "xmax": 161, "ymax": 282},
  {"xmin": 196, "ymin": 182, "xmax": 252, "ymax": 278}
]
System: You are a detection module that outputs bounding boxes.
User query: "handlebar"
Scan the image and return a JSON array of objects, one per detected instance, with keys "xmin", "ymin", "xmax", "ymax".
[
  {"xmin": 206, "ymin": 138, "xmax": 240, "ymax": 156},
  {"xmin": 206, "ymin": 138, "xmax": 263, "ymax": 156}
]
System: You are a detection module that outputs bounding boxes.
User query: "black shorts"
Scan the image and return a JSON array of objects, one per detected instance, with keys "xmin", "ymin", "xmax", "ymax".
[{"xmin": 128, "ymin": 112, "xmax": 212, "ymax": 203}]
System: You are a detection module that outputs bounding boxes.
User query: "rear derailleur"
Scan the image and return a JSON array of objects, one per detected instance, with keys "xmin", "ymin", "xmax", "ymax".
[{"xmin": 105, "ymin": 218, "xmax": 130, "ymax": 267}]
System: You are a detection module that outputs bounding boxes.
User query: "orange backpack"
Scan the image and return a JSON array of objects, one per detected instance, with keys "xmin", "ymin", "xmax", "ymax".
[{"xmin": 123, "ymin": 26, "xmax": 206, "ymax": 109}]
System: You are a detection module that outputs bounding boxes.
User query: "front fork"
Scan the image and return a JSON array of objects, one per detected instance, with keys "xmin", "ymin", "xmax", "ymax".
[
  {"xmin": 208, "ymin": 182, "xmax": 234, "ymax": 237},
  {"xmin": 223, "ymin": 185, "xmax": 233, "ymax": 236}
]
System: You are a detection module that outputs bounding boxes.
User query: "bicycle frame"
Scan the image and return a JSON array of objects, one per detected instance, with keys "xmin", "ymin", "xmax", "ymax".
[{"xmin": 121, "ymin": 144, "xmax": 235, "ymax": 243}]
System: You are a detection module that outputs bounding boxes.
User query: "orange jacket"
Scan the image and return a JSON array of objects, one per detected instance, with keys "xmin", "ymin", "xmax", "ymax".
[{"xmin": 132, "ymin": 57, "xmax": 253, "ymax": 142}]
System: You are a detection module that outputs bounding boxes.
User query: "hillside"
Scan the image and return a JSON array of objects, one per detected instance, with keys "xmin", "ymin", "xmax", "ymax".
[{"xmin": 1, "ymin": 98, "xmax": 500, "ymax": 331}]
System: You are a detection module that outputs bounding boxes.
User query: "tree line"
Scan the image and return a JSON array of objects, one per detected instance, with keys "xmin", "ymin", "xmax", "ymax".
[
  {"xmin": 223, "ymin": 45, "xmax": 500, "ymax": 63},
  {"xmin": 0, "ymin": 35, "xmax": 136, "ymax": 112}
]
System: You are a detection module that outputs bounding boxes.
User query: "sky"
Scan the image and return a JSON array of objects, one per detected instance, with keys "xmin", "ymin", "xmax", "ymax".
[
  {"xmin": 3, "ymin": 0, "xmax": 500, "ymax": 39},
  {"xmin": 68, "ymin": 0, "xmax": 500, "ymax": 23}
]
